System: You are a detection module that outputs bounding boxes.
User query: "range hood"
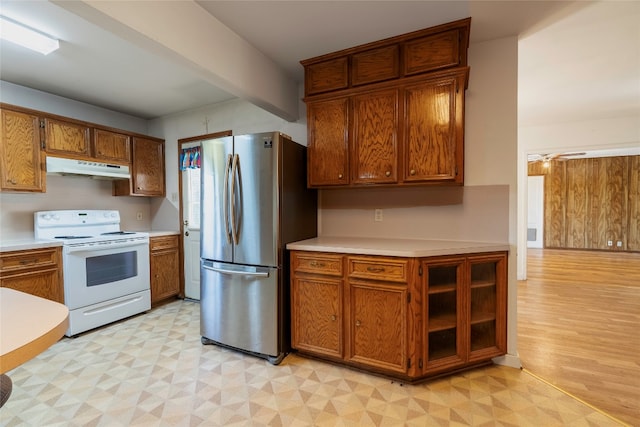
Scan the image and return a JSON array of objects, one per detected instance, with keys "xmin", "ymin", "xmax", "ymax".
[{"xmin": 46, "ymin": 156, "xmax": 131, "ymax": 180}]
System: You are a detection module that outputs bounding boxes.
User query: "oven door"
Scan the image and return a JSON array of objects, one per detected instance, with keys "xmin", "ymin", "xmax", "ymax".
[{"xmin": 63, "ymin": 240, "xmax": 150, "ymax": 309}]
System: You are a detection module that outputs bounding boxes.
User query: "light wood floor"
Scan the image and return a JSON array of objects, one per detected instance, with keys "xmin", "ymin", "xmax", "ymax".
[{"xmin": 518, "ymin": 248, "xmax": 640, "ymax": 426}]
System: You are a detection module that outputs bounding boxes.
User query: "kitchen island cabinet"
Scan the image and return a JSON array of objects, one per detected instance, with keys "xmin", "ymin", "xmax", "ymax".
[
  {"xmin": 0, "ymin": 247, "xmax": 64, "ymax": 304},
  {"xmin": 149, "ymin": 234, "xmax": 180, "ymax": 305},
  {"xmin": 0, "ymin": 108, "xmax": 45, "ymax": 192},
  {"xmin": 288, "ymin": 237, "xmax": 508, "ymax": 381}
]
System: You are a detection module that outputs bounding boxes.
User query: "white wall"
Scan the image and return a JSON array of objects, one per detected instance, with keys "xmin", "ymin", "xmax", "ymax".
[
  {"xmin": 0, "ymin": 82, "xmax": 156, "ymax": 240},
  {"xmin": 146, "ymin": 89, "xmax": 308, "ymax": 231}
]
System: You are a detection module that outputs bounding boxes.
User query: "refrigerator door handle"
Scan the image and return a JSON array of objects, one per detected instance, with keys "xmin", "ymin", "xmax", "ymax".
[
  {"xmin": 202, "ymin": 264, "xmax": 269, "ymax": 278},
  {"xmin": 231, "ymin": 153, "xmax": 240, "ymax": 245},
  {"xmin": 223, "ymin": 154, "xmax": 233, "ymax": 244}
]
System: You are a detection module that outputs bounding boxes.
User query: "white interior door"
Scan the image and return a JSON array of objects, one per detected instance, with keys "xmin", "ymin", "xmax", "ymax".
[
  {"xmin": 527, "ymin": 175, "xmax": 544, "ymax": 248},
  {"xmin": 182, "ymin": 147, "xmax": 201, "ymax": 300}
]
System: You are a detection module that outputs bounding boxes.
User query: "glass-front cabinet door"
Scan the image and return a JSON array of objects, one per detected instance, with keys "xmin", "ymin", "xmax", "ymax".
[
  {"xmin": 467, "ymin": 253, "xmax": 507, "ymax": 362},
  {"xmin": 422, "ymin": 257, "xmax": 466, "ymax": 373}
]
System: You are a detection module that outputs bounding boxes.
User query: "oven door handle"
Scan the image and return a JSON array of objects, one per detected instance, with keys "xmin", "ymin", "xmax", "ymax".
[{"xmin": 65, "ymin": 240, "xmax": 148, "ymax": 253}]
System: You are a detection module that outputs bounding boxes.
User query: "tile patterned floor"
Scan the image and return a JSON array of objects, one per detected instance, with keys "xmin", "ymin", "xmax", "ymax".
[{"xmin": 0, "ymin": 300, "xmax": 624, "ymax": 426}]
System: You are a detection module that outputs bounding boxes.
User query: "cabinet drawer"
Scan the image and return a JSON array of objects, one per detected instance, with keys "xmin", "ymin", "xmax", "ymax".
[
  {"xmin": 304, "ymin": 57, "xmax": 349, "ymax": 96},
  {"xmin": 404, "ymin": 29, "xmax": 461, "ymax": 76},
  {"xmin": 150, "ymin": 235, "xmax": 179, "ymax": 251},
  {"xmin": 292, "ymin": 252, "xmax": 343, "ymax": 276},
  {"xmin": 352, "ymin": 45, "xmax": 400, "ymax": 86},
  {"xmin": 0, "ymin": 247, "xmax": 59, "ymax": 272},
  {"xmin": 347, "ymin": 256, "xmax": 408, "ymax": 283}
]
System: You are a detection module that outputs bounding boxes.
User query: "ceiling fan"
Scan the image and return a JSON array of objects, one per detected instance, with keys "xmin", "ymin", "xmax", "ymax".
[{"xmin": 527, "ymin": 152, "xmax": 587, "ymax": 164}]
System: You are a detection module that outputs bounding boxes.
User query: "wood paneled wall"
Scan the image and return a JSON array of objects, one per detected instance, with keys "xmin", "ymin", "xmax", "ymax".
[{"xmin": 528, "ymin": 156, "xmax": 640, "ymax": 252}]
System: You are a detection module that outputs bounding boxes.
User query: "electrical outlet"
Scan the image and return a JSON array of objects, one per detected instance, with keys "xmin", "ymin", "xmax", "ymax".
[
  {"xmin": 136, "ymin": 212, "xmax": 143, "ymax": 221},
  {"xmin": 374, "ymin": 209, "xmax": 383, "ymax": 222},
  {"xmin": 607, "ymin": 240, "xmax": 613, "ymax": 247},
  {"xmin": 171, "ymin": 192, "xmax": 178, "ymax": 203},
  {"xmin": 617, "ymin": 241, "xmax": 623, "ymax": 247}
]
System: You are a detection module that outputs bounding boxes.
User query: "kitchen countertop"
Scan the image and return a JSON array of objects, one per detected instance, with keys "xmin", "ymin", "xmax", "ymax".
[
  {"xmin": 1, "ymin": 230, "xmax": 180, "ymax": 252},
  {"xmin": 286, "ymin": 236, "xmax": 509, "ymax": 257}
]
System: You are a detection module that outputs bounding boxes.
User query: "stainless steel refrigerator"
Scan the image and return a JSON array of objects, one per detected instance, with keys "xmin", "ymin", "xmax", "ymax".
[{"xmin": 200, "ymin": 132, "xmax": 317, "ymax": 364}]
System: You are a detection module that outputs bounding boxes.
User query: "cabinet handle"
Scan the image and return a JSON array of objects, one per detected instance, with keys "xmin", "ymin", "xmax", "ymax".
[
  {"xmin": 137, "ymin": 186, "xmax": 142, "ymax": 190},
  {"xmin": 385, "ymin": 171, "xmax": 391, "ymax": 177},
  {"xmin": 309, "ymin": 261, "xmax": 325, "ymax": 268},
  {"xmin": 410, "ymin": 169, "xmax": 416, "ymax": 176},
  {"xmin": 366, "ymin": 266, "xmax": 385, "ymax": 273},
  {"xmin": 7, "ymin": 179, "xmax": 17, "ymax": 185},
  {"xmin": 330, "ymin": 315, "xmax": 337, "ymax": 321},
  {"xmin": 338, "ymin": 174, "xmax": 343, "ymax": 179},
  {"xmin": 355, "ymin": 320, "xmax": 361, "ymax": 327}
]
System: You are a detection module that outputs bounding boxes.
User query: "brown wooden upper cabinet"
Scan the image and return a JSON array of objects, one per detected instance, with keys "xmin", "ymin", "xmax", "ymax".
[
  {"xmin": 93, "ymin": 128, "xmax": 131, "ymax": 164},
  {"xmin": 0, "ymin": 107, "xmax": 45, "ymax": 192},
  {"xmin": 43, "ymin": 117, "xmax": 91, "ymax": 157},
  {"xmin": 114, "ymin": 136, "xmax": 165, "ymax": 197},
  {"xmin": 302, "ymin": 18, "xmax": 470, "ymax": 188}
]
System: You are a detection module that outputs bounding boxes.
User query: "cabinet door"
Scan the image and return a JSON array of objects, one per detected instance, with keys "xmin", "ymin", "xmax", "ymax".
[
  {"xmin": 403, "ymin": 71, "xmax": 464, "ymax": 184},
  {"xmin": 0, "ymin": 108, "xmax": 45, "ymax": 192},
  {"xmin": 423, "ymin": 258, "xmax": 466, "ymax": 373},
  {"xmin": 307, "ymin": 97, "xmax": 349, "ymax": 187},
  {"xmin": 150, "ymin": 246, "xmax": 180, "ymax": 304},
  {"xmin": 467, "ymin": 253, "xmax": 507, "ymax": 361},
  {"xmin": 291, "ymin": 275, "xmax": 343, "ymax": 359},
  {"xmin": 351, "ymin": 89, "xmax": 399, "ymax": 184},
  {"xmin": 93, "ymin": 128, "xmax": 131, "ymax": 163},
  {"xmin": 347, "ymin": 281, "xmax": 407, "ymax": 373},
  {"xmin": 44, "ymin": 118, "xmax": 91, "ymax": 157},
  {"xmin": 131, "ymin": 137, "xmax": 165, "ymax": 196},
  {"xmin": 0, "ymin": 268, "xmax": 64, "ymax": 303}
]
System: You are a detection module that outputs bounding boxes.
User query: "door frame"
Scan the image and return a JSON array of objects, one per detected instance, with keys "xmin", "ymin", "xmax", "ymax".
[{"xmin": 177, "ymin": 130, "xmax": 232, "ymax": 299}]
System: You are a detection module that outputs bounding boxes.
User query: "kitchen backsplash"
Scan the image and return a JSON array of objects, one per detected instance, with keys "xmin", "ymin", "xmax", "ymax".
[{"xmin": 0, "ymin": 175, "xmax": 152, "ymax": 240}]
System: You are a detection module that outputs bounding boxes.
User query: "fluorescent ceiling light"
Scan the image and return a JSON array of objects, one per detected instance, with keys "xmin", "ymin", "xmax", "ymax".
[{"xmin": 0, "ymin": 15, "xmax": 59, "ymax": 55}]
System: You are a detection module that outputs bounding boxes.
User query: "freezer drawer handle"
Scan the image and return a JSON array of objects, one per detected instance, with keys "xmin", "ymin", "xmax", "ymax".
[{"xmin": 203, "ymin": 264, "xmax": 269, "ymax": 278}]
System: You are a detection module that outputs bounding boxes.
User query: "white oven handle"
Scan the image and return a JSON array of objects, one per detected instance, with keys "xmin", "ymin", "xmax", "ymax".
[{"xmin": 65, "ymin": 240, "xmax": 148, "ymax": 254}]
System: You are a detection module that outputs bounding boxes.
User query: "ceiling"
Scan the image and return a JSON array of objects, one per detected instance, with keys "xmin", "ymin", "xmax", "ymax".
[{"xmin": 0, "ymin": 1, "xmax": 638, "ymax": 136}]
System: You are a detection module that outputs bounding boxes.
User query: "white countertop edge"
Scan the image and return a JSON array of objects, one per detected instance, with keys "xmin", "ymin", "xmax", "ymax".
[
  {"xmin": 0, "ymin": 240, "xmax": 64, "ymax": 252},
  {"xmin": 286, "ymin": 237, "xmax": 510, "ymax": 257}
]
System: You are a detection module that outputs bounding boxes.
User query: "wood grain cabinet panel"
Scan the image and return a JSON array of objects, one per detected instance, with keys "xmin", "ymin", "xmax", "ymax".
[
  {"xmin": 404, "ymin": 30, "xmax": 461, "ymax": 76},
  {"xmin": 291, "ymin": 252, "xmax": 344, "ymax": 359},
  {"xmin": 0, "ymin": 108, "xmax": 45, "ymax": 192},
  {"xmin": 114, "ymin": 136, "xmax": 165, "ymax": 196},
  {"xmin": 307, "ymin": 97, "xmax": 349, "ymax": 186},
  {"xmin": 351, "ymin": 89, "xmax": 399, "ymax": 184},
  {"xmin": 93, "ymin": 128, "xmax": 131, "ymax": 164},
  {"xmin": 304, "ymin": 57, "xmax": 349, "ymax": 96},
  {"xmin": 291, "ymin": 249, "xmax": 507, "ymax": 381},
  {"xmin": 403, "ymin": 71, "xmax": 465, "ymax": 184},
  {"xmin": 301, "ymin": 18, "xmax": 470, "ymax": 189},
  {"xmin": 150, "ymin": 235, "xmax": 180, "ymax": 305},
  {"xmin": 352, "ymin": 45, "xmax": 400, "ymax": 86},
  {"xmin": 44, "ymin": 118, "xmax": 91, "ymax": 157},
  {"xmin": 0, "ymin": 247, "xmax": 64, "ymax": 303}
]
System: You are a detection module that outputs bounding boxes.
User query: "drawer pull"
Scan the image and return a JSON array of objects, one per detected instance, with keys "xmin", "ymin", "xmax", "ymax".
[
  {"xmin": 309, "ymin": 261, "xmax": 326, "ymax": 268},
  {"xmin": 366, "ymin": 266, "xmax": 385, "ymax": 273},
  {"xmin": 338, "ymin": 174, "xmax": 343, "ymax": 179},
  {"xmin": 385, "ymin": 171, "xmax": 391, "ymax": 177}
]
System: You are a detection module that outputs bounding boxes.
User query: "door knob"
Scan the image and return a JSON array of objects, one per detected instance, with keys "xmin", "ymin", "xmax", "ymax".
[{"xmin": 185, "ymin": 231, "xmax": 190, "ymax": 237}]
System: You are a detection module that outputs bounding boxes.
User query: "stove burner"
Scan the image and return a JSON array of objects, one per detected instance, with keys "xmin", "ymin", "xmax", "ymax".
[
  {"xmin": 55, "ymin": 235, "xmax": 92, "ymax": 239},
  {"xmin": 101, "ymin": 231, "xmax": 135, "ymax": 235}
]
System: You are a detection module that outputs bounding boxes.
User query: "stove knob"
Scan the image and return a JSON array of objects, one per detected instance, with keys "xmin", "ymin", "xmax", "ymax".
[
  {"xmin": 103, "ymin": 212, "xmax": 110, "ymax": 218},
  {"xmin": 111, "ymin": 212, "xmax": 117, "ymax": 218},
  {"xmin": 52, "ymin": 214, "xmax": 60, "ymax": 221},
  {"xmin": 42, "ymin": 213, "xmax": 52, "ymax": 220}
]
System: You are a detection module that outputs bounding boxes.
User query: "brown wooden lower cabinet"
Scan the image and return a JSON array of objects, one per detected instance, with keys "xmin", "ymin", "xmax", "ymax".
[
  {"xmin": 290, "ymin": 250, "xmax": 507, "ymax": 381},
  {"xmin": 149, "ymin": 235, "xmax": 180, "ymax": 305},
  {"xmin": 0, "ymin": 246, "xmax": 64, "ymax": 303}
]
